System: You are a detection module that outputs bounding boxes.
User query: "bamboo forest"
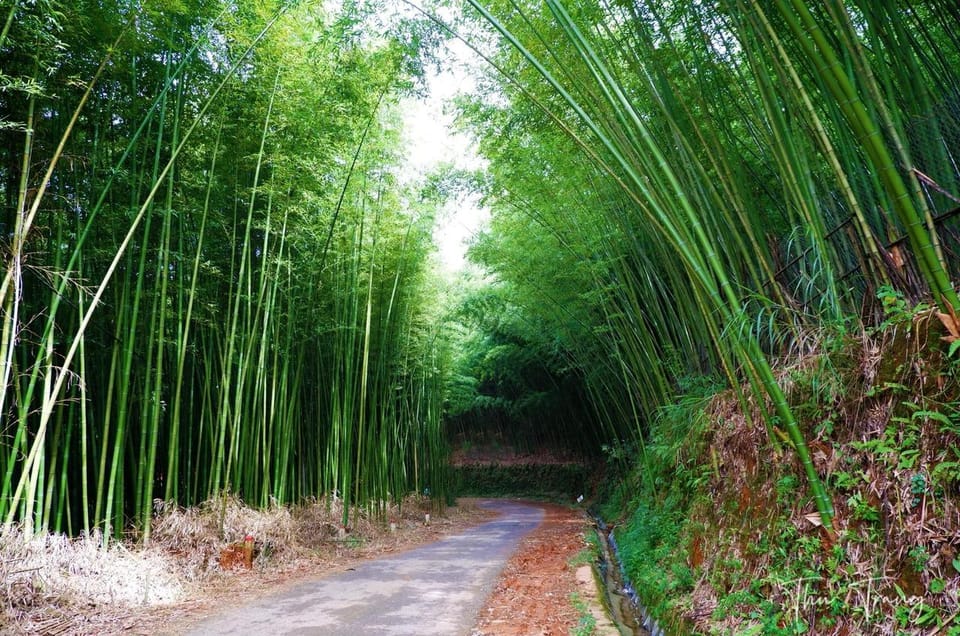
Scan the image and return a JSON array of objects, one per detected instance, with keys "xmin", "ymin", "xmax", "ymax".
[{"xmin": 3, "ymin": 0, "xmax": 960, "ymax": 634}]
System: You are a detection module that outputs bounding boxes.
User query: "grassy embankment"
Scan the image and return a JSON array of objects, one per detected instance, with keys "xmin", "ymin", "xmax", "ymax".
[{"xmin": 598, "ymin": 292, "xmax": 960, "ymax": 635}]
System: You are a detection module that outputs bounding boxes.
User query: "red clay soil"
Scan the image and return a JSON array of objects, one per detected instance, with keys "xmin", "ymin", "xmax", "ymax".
[{"xmin": 473, "ymin": 503, "xmax": 592, "ymax": 635}]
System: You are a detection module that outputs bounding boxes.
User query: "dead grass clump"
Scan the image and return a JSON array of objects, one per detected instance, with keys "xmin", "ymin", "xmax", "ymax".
[
  {"xmin": 151, "ymin": 494, "xmax": 305, "ymax": 576},
  {"xmin": 150, "ymin": 492, "xmax": 450, "ymax": 574},
  {"xmin": 0, "ymin": 525, "xmax": 184, "ymax": 634},
  {"xmin": 287, "ymin": 497, "xmax": 345, "ymax": 549}
]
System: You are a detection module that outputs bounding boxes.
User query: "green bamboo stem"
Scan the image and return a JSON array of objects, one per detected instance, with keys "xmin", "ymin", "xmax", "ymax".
[{"xmin": 774, "ymin": 0, "xmax": 959, "ymax": 311}]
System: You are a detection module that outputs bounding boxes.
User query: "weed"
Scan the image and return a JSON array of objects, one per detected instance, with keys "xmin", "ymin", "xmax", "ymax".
[
  {"xmin": 830, "ymin": 468, "xmax": 864, "ymax": 491},
  {"xmin": 864, "ymin": 381, "xmax": 909, "ymax": 397},
  {"xmin": 711, "ymin": 588, "xmax": 761, "ymax": 620},
  {"xmin": 909, "ymin": 403, "xmax": 960, "ymax": 435},
  {"xmin": 851, "ymin": 425, "xmax": 899, "ymax": 460},
  {"xmin": 910, "ymin": 473, "xmax": 928, "ymax": 507},
  {"xmin": 569, "ymin": 547, "xmax": 595, "ymax": 569},
  {"xmin": 846, "ymin": 492, "xmax": 880, "ymax": 522},
  {"xmin": 908, "ymin": 545, "xmax": 930, "ymax": 572},
  {"xmin": 569, "ymin": 592, "xmax": 596, "ymax": 636},
  {"xmin": 669, "ymin": 562, "xmax": 695, "ymax": 594},
  {"xmin": 816, "ymin": 418, "xmax": 835, "ymax": 436},
  {"xmin": 614, "ymin": 498, "xmax": 687, "ymax": 619},
  {"xmin": 876, "ymin": 285, "xmax": 930, "ymax": 329},
  {"xmin": 775, "ymin": 475, "xmax": 799, "ymax": 505},
  {"xmin": 895, "ymin": 600, "xmax": 941, "ymax": 628},
  {"xmin": 932, "ymin": 446, "xmax": 960, "ymax": 488},
  {"xmin": 851, "ymin": 413, "xmax": 924, "ymax": 471},
  {"xmin": 600, "ymin": 439, "xmax": 634, "ymax": 465}
]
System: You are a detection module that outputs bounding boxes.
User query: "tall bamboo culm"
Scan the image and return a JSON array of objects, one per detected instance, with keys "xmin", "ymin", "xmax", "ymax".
[{"xmin": 0, "ymin": 0, "xmax": 450, "ymax": 540}]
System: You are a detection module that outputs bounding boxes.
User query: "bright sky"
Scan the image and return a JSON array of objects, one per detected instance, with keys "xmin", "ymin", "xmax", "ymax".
[{"xmin": 400, "ymin": 37, "xmax": 489, "ymax": 272}]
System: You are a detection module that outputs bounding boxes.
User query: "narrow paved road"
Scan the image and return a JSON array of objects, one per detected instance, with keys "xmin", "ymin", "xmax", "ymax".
[{"xmin": 182, "ymin": 500, "xmax": 544, "ymax": 635}]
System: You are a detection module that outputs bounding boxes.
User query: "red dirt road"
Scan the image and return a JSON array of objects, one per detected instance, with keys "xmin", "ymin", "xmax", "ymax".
[{"xmin": 473, "ymin": 503, "xmax": 595, "ymax": 635}]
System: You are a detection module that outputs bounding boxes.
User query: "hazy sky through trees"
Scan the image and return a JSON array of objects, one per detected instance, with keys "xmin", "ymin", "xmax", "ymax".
[{"xmin": 401, "ymin": 35, "xmax": 488, "ymax": 272}]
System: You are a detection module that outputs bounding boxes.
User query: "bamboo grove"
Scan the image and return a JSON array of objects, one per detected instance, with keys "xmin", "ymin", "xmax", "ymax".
[
  {"xmin": 0, "ymin": 0, "xmax": 451, "ymax": 540},
  {"xmin": 5, "ymin": 0, "xmax": 960, "ymax": 547},
  {"xmin": 454, "ymin": 0, "xmax": 960, "ymax": 530}
]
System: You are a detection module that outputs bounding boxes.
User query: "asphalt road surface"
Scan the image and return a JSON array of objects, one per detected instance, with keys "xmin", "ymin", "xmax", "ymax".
[{"xmin": 182, "ymin": 500, "xmax": 544, "ymax": 635}]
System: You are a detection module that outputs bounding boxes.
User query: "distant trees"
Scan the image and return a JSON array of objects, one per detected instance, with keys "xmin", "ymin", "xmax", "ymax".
[{"xmin": 444, "ymin": 280, "xmax": 600, "ymax": 455}]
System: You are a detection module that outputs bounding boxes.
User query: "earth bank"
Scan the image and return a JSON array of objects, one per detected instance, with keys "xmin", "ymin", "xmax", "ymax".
[{"xmin": 595, "ymin": 309, "xmax": 960, "ymax": 635}]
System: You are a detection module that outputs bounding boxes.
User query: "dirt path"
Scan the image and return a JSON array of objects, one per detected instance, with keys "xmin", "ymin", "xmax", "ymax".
[{"xmin": 472, "ymin": 502, "xmax": 621, "ymax": 636}]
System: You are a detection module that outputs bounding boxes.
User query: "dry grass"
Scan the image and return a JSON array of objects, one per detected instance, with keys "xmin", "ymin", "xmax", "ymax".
[
  {"xmin": 0, "ymin": 526, "xmax": 184, "ymax": 635},
  {"xmin": 0, "ymin": 495, "xmax": 487, "ymax": 635}
]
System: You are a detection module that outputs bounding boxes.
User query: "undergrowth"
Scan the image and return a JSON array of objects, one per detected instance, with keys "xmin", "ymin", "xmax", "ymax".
[{"xmin": 599, "ymin": 291, "xmax": 960, "ymax": 635}]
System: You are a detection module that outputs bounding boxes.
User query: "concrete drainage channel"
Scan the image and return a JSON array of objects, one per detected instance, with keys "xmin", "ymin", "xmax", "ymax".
[{"xmin": 593, "ymin": 517, "xmax": 664, "ymax": 636}]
